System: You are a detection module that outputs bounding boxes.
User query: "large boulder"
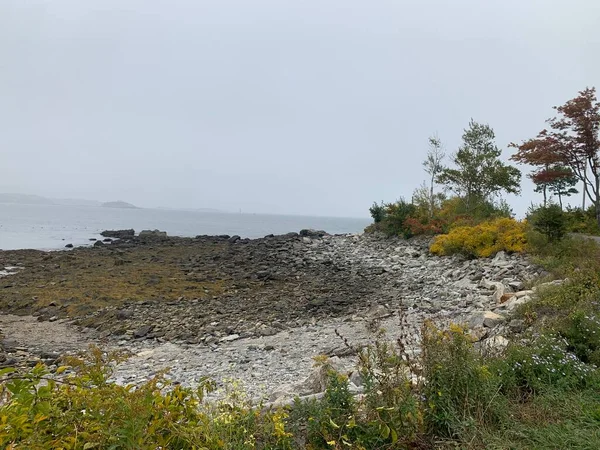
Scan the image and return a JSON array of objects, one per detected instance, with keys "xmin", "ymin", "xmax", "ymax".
[
  {"xmin": 139, "ymin": 230, "xmax": 168, "ymax": 238},
  {"xmin": 101, "ymin": 229, "xmax": 135, "ymax": 239},
  {"xmin": 299, "ymin": 229, "xmax": 328, "ymax": 238}
]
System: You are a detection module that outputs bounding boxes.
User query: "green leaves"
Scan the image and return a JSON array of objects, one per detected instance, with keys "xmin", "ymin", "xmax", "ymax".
[{"xmin": 438, "ymin": 119, "xmax": 522, "ymax": 209}]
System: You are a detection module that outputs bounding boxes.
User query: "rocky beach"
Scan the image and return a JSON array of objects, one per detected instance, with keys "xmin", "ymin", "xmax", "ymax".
[{"xmin": 0, "ymin": 230, "xmax": 545, "ymax": 403}]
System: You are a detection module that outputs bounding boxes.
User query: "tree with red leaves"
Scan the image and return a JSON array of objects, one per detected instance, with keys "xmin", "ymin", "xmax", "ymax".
[
  {"xmin": 530, "ymin": 165, "xmax": 578, "ymax": 209},
  {"xmin": 511, "ymin": 87, "xmax": 600, "ymax": 223}
]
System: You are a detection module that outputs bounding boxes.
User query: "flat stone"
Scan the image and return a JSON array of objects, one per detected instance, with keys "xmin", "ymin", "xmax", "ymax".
[{"xmin": 469, "ymin": 311, "xmax": 506, "ymax": 329}]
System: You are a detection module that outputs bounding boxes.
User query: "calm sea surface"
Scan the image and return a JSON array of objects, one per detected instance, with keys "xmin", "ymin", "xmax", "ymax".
[{"xmin": 0, "ymin": 204, "xmax": 371, "ymax": 251}]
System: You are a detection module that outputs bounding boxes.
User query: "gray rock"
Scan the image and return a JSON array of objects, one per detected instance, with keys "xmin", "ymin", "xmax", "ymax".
[
  {"xmin": 133, "ymin": 325, "xmax": 154, "ymax": 338},
  {"xmin": 101, "ymin": 229, "xmax": 135, "ymax": 239},
  {"xmin": 349, "ymin": 370, "xmax": 364, "ymax": 388},
  {"xmin": 454, "ymin": 277, "xmax": 475, "ymax": 289},
  {"xmin": 502, "ymin": 295, "xmax": 531, "ymax": 312},
  {"xmin": 268, "ymin": 356, "xmax": 347, "ymax": 403},
  {"xmin": 508, "ymin": 280, "xmax": 525, "ymax": 291},
  {"xmin": 139, "ymin": 230, "xmax": 168, "ymax": 238},
  {"xmin": 508, "ymin": 319, "xmax": 526, "ymax": 332},
  {"xmin": 482, "ymin": 335, "xmax": 509, "ymax": 354},
  {"xmin": 299, "ymin": 229, "xmax": 327, "ymax": 238},
  {"xmin": 469, "ymin": 311, "xmax": 506, "ymax": 329}
]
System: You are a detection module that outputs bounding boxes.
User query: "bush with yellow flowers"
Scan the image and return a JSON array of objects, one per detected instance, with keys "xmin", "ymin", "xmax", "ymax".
[{"xmin": 429, "ymin": 217, "xmax": 527, "ymax": 258}]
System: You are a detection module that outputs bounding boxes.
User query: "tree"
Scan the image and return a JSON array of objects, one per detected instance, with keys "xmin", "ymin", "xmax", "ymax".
[
  {"xmin": 530, "ymin": 165, "xmax": 578, "ymax": 209},
  {"xmin": 423, "ymin": 134, "xmax": 445, "ymax": 218},
  {"xmin": 510, "ymin": 132, "xmax": 566, "ymax": 206},
  {"xmin": 437, "ymin": 120, "xmax": 521, "ymax": 211},
  {"xmin": 369, "ymin": 201, "xmax": 386, "ymax": 223},
  {"xmin": 512, "ymin": 87, "xmax": 600, "ymax": 225},
  {"xmin": 549, "ymin": 87, "xmax": 600, "ymax": 222},
  {"xmin": 528, "ymin": 203, "xmax": 567, "ymax": 242}
]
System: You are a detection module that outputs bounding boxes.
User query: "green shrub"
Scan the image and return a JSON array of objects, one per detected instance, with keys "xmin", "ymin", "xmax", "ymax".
[
  {"xmin": 289, "ymin": 340, "xmax": 423, "ymax": 449},
  {"xmin": 421, "ymin": 322, "xmax": 506, "ymax": 440},
  {"xmin": 528, "ymin": 204, "xmax": 567, "ymax": 242},
  {"xmin": 558, "ymin": 311, "xmax": 600, "ymax": 366},
  {"xmin": 382, "ymin": 199, "xmax": 417, "ymax": 238},
  {"xmin": 368, "ymin": 201, "xmax": 387, "ymax": 224},
  {"xmin": 357, "ymin": 335, "xmax": 423, "ymax": 447},
  {"xmin": 499, "ymin": 336, "xmax": 599, "ymax": 396},
  {"xmin": 290, "ymin": 371, "xmax": 357, "ymax": 449},
  {"xmin": 365, "ymin": 199, "xmax": 418, "ymax": 238},
  {"xmin": 437, "ymin": 197, "xmax": 513, "ymax": 228},
  {"xmin": 0, "ymin": 347, "xmax": 293, "ymax": 449},
  {"xmin": 564, "ymin": 205, "xmax": 600, "ymax": 235}
]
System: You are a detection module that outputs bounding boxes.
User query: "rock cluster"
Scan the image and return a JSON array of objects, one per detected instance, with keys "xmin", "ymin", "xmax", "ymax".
[{"xmin": 100, "ymin": 229, "xmax": 135, "ymax": 239}]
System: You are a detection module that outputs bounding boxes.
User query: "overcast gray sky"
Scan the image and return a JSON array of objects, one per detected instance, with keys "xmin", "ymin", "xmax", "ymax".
[{"xmin": 1, "ymin": 0, "xmax": 598, "ymax": 217}]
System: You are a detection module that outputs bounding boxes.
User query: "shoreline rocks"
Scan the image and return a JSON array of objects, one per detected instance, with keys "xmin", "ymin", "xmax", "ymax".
[
  {"xmin": 101, "ymin": 229, "xmax": 135, "ymax": 239},
  {"xmin": 0, "ymin": 231, "xmax": 545, "ymax": 401}
]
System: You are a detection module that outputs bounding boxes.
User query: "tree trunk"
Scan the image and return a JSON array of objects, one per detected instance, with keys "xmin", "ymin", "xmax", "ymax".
[
  {"xmin": 543, "ymin": 185, "xmax": 547, "ymax": 207},
  {"xmin": 583, "ymin": 164, "xmax": 587, "ymax": 210},
  {"xmin": 430, "ymin": 174, "xmax": 435, "ymax": 219},
  {"xmin": 596, "ymin": 176, "xmax": 600, "ymax": 228},
  {"xmin": 558, "ymin": 192, "xmax": 563, "ymax": 210}
]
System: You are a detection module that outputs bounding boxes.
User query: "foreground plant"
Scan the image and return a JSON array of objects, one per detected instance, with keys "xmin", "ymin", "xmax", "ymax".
[{"xmin": 0, "ymin": 347, "xmax": 293, "ymax": 450}]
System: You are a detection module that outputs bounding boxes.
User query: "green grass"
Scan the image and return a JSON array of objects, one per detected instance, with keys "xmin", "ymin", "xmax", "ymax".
[{"xmin": 483, "ymin": 389, "xmax": 600, "ymax": 450}]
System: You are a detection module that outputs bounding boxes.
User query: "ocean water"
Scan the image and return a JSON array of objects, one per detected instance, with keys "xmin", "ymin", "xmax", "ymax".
[{"xmin": 0, "ymin": 203, "xmax": 371, "ymax": 251}]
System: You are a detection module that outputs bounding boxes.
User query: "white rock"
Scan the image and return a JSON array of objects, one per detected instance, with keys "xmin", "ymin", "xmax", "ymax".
[
  {"xmin": 483, "ymin": 335, "xmax": 509, "ymax": 353},
  {"xmin": 514, "ymin": 290, "xmax": 534, "ymax": 298}
]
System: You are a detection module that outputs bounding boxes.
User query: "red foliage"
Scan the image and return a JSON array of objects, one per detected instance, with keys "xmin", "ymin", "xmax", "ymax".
[{"xmin": 403, "ymin": 217, "xmax": 445, "ymax": 236}]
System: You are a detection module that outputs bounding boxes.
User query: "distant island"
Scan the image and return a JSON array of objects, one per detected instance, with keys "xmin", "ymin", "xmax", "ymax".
[
  {"xmin": 0, "ymin": 193, "xmax": 220, "ymax": 212},
  {"xmin": 0, "ymin": 193, "xmax": 137, "ymax": 208},
  {"xmin": 101, "ymin": 201, "xmax": 139, "ymax": 209}
]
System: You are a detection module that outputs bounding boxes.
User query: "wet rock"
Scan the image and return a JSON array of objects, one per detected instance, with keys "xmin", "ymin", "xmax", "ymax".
[
  {"xmin": 65, "ymin": 244, "xmax": 73, "ymax": 248},
  {"xmin": 299, "ymin": 229, "xmax": 327, "ymax": 238},
  {"xmin": 101, "ymin": 229, "xmax": 135, "ymax": 239},
  {"xmin": 139, "ymin": 230, "xmax": 167, "ymax": 238}
]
